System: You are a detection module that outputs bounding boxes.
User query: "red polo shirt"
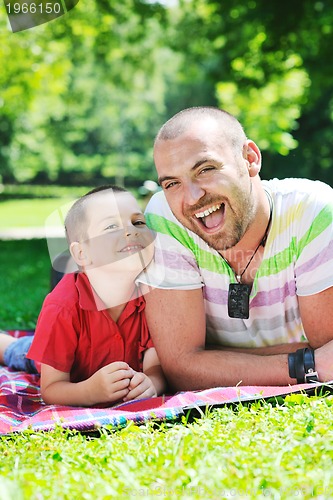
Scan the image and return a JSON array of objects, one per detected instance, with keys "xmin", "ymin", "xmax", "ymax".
[{"xmin": 27, "ymin": 273, "xmax": 153, "ymax": 383}]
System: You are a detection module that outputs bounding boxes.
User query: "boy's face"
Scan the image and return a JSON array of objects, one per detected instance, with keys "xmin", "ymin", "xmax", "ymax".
[{"xmin": 77, "ymin": 190, "xmax": 155, "ymax": 273}]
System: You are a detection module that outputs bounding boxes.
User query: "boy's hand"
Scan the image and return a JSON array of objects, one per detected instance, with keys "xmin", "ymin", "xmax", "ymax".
[
  {"xmin": 86, "ymin": 361, "xmax": 134, "ymax": 405},
  {"xmin": 123, "ymin": 371, "xmax": 157, "ymax": 402}
]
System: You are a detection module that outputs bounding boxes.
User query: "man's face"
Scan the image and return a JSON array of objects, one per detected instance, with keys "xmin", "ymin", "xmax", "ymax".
[
  {"xmin": 81, "ymin": 190, "xmax": 155, "ymax": 273},
  {"xmin": 155, "ymin": 120, "xmax": 257, "ymax": 252}
]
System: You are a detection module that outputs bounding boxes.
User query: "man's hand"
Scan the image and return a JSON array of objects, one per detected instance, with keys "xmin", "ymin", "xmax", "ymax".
[
  {"xmin": 123, "ymin": 371, "xmax": 157, "ymax": 402},
  {"xmin": 86, "ymin": 361, "xmax": 134, "ymax": 405}
]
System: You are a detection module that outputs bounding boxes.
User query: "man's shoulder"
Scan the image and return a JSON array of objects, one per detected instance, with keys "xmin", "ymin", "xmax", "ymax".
[
  {"xmin": 263, "ymin": 178, "xmax": 333, "ymax": 205},
  {"xmin": 145, "ymin": 190, "xmax": 169, "ymax": 215},
  {"xmin": 263, "ymin": 177, "xmax": 332, "ymax": 195},
  {"xmin": 145, "ymin": 190, "xmax": 183, "ymax": 232}
]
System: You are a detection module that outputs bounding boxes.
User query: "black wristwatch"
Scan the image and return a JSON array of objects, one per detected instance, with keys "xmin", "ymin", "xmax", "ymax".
[{"xmin": 288, "ymin": 347, "xmax": 319, "ymax": 384}]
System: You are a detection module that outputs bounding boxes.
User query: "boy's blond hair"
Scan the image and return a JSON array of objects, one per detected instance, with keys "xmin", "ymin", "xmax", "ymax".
[{"xmin": 64, "ymin": 185, "xmax": 127, "ymax": 245}]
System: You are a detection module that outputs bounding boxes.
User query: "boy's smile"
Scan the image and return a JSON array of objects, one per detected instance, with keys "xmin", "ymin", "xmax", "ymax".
[
  {"xmin": 79, "ymin": 190, "xmax": 155, "ymax": 272},
  {"xmin": 118, "ymin": 243, "xmax": 146, "ymax": 253}
]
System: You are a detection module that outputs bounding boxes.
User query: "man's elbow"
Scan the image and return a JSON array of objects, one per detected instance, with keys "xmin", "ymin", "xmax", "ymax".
[{"xmin": 160, "ymin": 351, "xmax": 203, "ymax": 392}]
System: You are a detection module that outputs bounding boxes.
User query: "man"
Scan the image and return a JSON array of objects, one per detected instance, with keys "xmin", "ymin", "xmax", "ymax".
[{"xmin": 141, "ymin": 106, "xmax": 333, "ymax": 390}]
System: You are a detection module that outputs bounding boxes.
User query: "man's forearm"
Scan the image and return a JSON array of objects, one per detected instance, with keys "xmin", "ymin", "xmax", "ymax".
[
  {"xmin": 205, "ymin": 342, "xmax": 309, "ymax": 355},
  {"xmin": 165, "ymin": 349, "xmax": 294, "ymax": 391}
]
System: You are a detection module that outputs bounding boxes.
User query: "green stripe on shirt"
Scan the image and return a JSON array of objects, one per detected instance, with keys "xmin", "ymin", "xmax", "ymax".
[
  {"xmin": 296, "ymin": 206, "xmax": 333, "ymax": 257},
  {"xmin": 146, "ymin": 212, "xmax": 231, "ymax": 276}
]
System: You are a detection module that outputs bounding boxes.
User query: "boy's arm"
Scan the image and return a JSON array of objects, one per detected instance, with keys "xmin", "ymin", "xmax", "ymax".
[
  {"xmin": 142, "ymin": 347, "xmax": 166, "ymax": 395},
  {"xmin": 41, "ymin": 362, "xmax": 134, "ymax": 406},
  {"xmin": 123, "ymin": 348, "xmax": 166, "ymax": 402}
]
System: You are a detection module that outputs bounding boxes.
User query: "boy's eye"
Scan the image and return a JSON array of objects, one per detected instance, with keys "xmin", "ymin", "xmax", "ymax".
[
  {"xmin": 133, "ymin": 220, "xmax": 146, "ymax": 226},
  {"xmin": 105, "ymin": 223, "xmax": 119, "ymax": 230}
]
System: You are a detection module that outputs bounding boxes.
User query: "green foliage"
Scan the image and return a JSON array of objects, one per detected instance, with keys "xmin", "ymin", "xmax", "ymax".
[
  {"xmin": 168, "ymin": 0, "xmax": 333, "ymax": 185},
  {"xmin": 216, "ymin": 56, "xmax": 309, "ymax": 155},
  {"xmin": 0, "ymin": 1, "xmax": 172, "ymax": 186},
  {"xmin": 1, "ymin": 0, "xmax": 333, "ymax": 187}
]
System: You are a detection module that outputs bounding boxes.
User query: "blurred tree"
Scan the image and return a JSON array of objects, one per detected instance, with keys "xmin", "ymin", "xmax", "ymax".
[
  {"xmin": 0, "ymin": 1, "xmax": 173, "ymax": 186},
  {"xmin": 0, "ymin": 0, "xmax": 332, "ymax": 186},
  {"xmin": 166, "ymin": 0, "xmax": 333, "ymax": 184}
]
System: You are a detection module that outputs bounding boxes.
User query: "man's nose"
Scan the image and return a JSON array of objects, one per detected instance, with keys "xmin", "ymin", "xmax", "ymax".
[{"xmin": 183, "ymin": 181, "xmax": 205, "ymax": 205}]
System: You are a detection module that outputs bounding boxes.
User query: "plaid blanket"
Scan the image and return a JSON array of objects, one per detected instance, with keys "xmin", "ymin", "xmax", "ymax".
[{"xmin": 0, "ymin": 331, "xmax": 330, "ymax": 435}]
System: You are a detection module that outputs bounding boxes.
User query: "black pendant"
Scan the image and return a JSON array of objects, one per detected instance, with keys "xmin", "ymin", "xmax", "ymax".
[{"xmin": 228, "ymin": 283, "xmax": 251, "ymax": 319}]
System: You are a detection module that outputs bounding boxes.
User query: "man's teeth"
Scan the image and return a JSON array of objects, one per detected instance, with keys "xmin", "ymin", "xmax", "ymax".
[{"xmin": 195, "ymin": 204, "xmax": 221, "ymax": 219}]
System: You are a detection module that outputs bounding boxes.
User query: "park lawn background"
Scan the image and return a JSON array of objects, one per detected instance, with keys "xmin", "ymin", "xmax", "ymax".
[
  {"xmin": 0, "ymin": 186, "xmax": 85, "ymax": 329},
  {"xmin": 1, "ymin": 191, "xmax": 333, "ymax": 498},
  {"xmin": 0, "ymin": 198, "xmax": 75, "ymax": 229},
  {"xmin": 0, "ymin": 185, "xmax": 89, "ymax": 229}
]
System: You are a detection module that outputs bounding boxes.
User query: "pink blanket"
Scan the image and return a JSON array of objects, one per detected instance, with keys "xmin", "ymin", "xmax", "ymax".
[{"xmin": 0, "ymin": 331, "xmax": 329, "ymax": 434}]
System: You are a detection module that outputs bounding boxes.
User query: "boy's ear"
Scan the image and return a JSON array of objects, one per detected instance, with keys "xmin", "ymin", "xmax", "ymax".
[{"xmin": 69, "ymin": 241, "xmax": 91, "ymax": 267}]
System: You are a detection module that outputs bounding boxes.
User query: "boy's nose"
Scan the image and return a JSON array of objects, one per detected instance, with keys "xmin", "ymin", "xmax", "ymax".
[{"xmin": 124, "ymin": 226, "xmax": 138, "ymax": 237}]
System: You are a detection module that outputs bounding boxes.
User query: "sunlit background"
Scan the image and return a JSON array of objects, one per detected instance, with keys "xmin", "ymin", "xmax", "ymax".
[{"xmin": 1, "ymin": 0, "xmax": 332, "ymax": 190}]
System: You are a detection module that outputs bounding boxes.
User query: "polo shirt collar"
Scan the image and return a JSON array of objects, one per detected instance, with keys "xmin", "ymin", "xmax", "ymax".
[{"xmin": 75, "ymin": 272, "xmax": 145, "ymax": 314}]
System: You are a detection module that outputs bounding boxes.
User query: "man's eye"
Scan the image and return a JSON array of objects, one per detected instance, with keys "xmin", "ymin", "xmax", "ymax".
[
  {"xmin": 199, "ymin": 166, "xmax": 215, "ymax": 174},
  {"xmin": 164, "ymin": 181, "xmax": 179, "ymax": 190}
]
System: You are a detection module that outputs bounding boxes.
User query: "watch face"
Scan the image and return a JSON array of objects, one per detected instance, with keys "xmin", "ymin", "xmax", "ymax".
[{"xmin": 228, "ymin": 283, "xmax": 251, "ymax": 319}]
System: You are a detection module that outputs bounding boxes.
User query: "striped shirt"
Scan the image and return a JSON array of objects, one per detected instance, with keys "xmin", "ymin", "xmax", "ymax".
[{"xmin": 141, "ymin": 178, "xmax": 333, "ymax": 348}]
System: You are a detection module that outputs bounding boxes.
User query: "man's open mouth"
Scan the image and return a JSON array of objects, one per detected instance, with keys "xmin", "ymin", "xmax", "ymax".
[{"xmin": 194, "ymin": 203, "xmax": 225, "ymax": 229}]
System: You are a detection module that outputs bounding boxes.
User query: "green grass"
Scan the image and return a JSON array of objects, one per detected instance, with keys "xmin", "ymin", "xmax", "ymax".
[
  {"xmin": 2, "ymin": 192, "xmax": 333, "ymax": 499},
  {"xmin": 0, "ymin": 239, "xmax": 50, "ymax": 329},
  {"xmin": 0, "ymin": 185, "xmax": 88, "ymax": 229},
  {"xmin": 1, "ymin": 396, "xmax": 333, "ymax": 499},
  {"xmin": 0, "ymin": 185, "xmax": 144, "ymax": 229},
  {"xmin": 0, "ymin": 198, "xmax": 76, "ymax": 229}
]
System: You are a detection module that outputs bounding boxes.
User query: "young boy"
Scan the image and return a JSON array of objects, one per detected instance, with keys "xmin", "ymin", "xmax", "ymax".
[{"xmin": 0, "ymin": 185, "xmax": 165, "ymax": 407}]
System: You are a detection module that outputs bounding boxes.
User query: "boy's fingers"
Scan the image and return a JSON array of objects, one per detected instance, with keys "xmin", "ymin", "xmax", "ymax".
[
  {"xmin": 108, "ymin": 369, "xmax": 133, "ymax": 384},
  {"xmin": 128, "ymin": 371, "xmax": 144, "ymax": 388},
  {"xmin": 124, "ymin": 379, "xmax": 152, "ymax": 401},
  {"xmin": 111, "ymin": 378, "xmax": 131, "ymax": 393},
  {"xmin": 100, "ymin": 363, "xmax": 135, "ymax": 380},
  {"xmin": 103, "ymin": 361, "xmax": 130, "ymax": 372},
  {"xmin": 106, "ymin": 388, "xmax": 130, "ymax": 404},
  {"xmin": 123, "ymin": 386, "xmax": 152, "ymax": 402}
]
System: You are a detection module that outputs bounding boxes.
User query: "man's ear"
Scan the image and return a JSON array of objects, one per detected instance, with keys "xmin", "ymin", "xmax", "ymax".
[
  {"xmin": 69, "ymin": 241, "xmax": 91, "ymax": 267},
  {"xmin": 244, "ymin": 140, "xmax": 261, "ymax": 177}
]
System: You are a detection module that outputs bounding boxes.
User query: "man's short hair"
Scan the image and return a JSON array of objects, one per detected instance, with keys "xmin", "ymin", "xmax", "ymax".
[
  {"xmin": 64, "ymin": 184, "xmax": 127, "ymax": 244},
  {"xmin": 155, "ymin": 106, "xmax": 247, "ymax": 156}
]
